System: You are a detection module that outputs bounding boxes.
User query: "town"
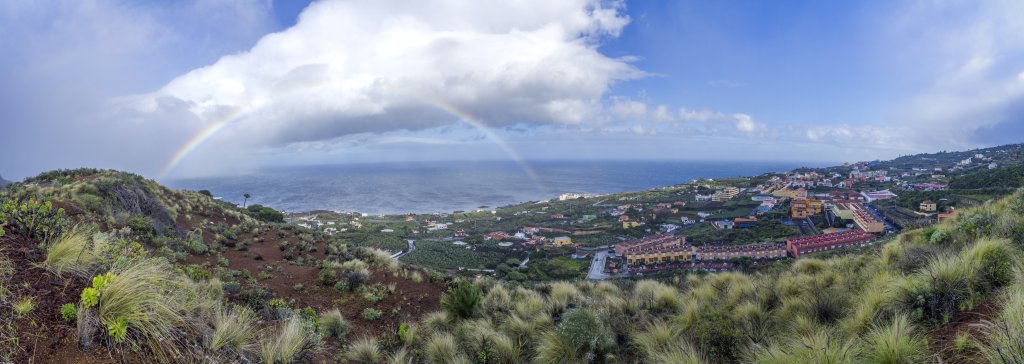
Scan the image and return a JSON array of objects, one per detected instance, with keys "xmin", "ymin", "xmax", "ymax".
[{"xmin": 287, "ymin": 144, "xmax": 1024, "ymax": 280}]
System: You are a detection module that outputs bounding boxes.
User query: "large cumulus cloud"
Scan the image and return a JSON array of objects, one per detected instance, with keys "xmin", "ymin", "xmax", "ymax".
[{"xmin": 133, "ymin": 0, "xmax": 643, "ymax": 153}]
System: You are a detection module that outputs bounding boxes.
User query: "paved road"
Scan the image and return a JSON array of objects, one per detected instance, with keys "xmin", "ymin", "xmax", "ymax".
[
  {"xmin": 586, "ymin": 250, "xmax": 611, "ymax": 280},
  {"xmin": 518, "ymin": 254, "xmax": 530, "ymax": 269},
  {"xmin": 390, "ymin": 239, "xmax": 417, "ymax": 259}
]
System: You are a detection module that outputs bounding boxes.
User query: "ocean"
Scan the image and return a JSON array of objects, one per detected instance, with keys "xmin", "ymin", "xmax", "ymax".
[{"xmin": 164, "ymin": 160, "xmax": 821, "ymax": 215}]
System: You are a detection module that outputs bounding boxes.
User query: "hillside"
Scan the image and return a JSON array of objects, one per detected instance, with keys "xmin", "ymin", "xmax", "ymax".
[
  {"xmin": 0, "ymin": 169, "xmax": 444, "ymax": 363},
  {"xmin": 2, "ymin": 167, "xmax": 1024, "ymax": 363},
  {"xmin": 0, "ymin": 175, "xmax": 9, "ymax": 187},
  {"xmin": 950, "ymin": 163, "xmax": 1024, "ymax": 189}
]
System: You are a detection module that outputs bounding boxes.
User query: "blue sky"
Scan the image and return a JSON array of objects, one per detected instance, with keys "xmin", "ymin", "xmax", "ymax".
[{"xmin": 0, "ymin": 0, "xmax": 1022, "ymax": 179}]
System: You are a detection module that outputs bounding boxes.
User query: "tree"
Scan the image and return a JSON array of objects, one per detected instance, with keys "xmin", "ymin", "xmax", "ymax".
[{"xmin": 243, "ymin": 193, "xmax": 251, "ymax": 208}]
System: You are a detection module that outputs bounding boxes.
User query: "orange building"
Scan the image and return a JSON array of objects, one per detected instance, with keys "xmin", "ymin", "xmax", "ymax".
[{"xmin": 791, "ymin": 198, "xmax": 824, "ymax": 218}]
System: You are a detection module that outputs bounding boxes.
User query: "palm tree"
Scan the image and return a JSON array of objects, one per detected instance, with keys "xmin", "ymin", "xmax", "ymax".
[{"xmin": 243, "ymin": 193, "xmax": 251, "ymax": 208}]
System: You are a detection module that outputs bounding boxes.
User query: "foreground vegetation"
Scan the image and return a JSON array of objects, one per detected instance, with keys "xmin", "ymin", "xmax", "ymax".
[{"xmin": 1, "ymin": 168, "xmax": 1024, "ymax": 363}]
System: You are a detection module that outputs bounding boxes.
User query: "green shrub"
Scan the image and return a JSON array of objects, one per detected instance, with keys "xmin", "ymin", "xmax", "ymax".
[
  {"xmin": 554, "ymin": 308, "xmax": 616, "ymax": 361},
  {"xmin": 60, "ymin": 303, "xmax": 78, "ymax": 322},
  {"xmin": 14, "ymin": 296, "xmax": 35, "ymax": 316},
  {"xmin": 441, "ymin": 280, "xmax": 482, "ymax": 320},
  {"xmin": 362, "ymin": 308, "xmax": 383, "ymax": 320},
  {"xmin": 962, "ymin": 238, "xmax": 1017, "ymax": 293}
]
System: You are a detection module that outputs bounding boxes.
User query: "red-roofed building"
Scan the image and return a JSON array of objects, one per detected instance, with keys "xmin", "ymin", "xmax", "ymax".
[{"xmin": 786, "ymin": 230, "xmax": 875, "ymax": 258}]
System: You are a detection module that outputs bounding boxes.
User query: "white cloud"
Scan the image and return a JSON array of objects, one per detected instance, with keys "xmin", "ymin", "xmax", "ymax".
[{"xmin": 130, "ymin": 0, "xmax": 643, "ymax": 155}]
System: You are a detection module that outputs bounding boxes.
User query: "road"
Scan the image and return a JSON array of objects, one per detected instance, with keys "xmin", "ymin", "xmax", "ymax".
[
  {"xmin": 586, "ymin": 250, "xmax": 612, "ymax": 280},
  {"xmin": 390, "ymin": 239, "xmax": 417, "ymax": 259},
  {"xmin": 518, "ymin": 254, "xmax": 530, "ymax": 269}
]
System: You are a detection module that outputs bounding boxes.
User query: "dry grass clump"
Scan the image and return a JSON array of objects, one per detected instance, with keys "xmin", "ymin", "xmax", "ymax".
[
  {"xmin": 978, "ymin": 283, "xmax": 1024, "ymax": 364},
  {"xmin": 423, "ymin": 332, "xmax": 467, "ymax": 364},
  {"xmin": 346, "ymin": 337, "xmax": 383, "ymax": 364},
  {"xmin": 259, "ymin": 316, "xmax": 309, "ymax": 364},
  {"xmin": 748, "ymin": 329, "xmax": 860, "ymax": 364},
  {"xmin": 85, "ymin": 259, "xmax": 192, "ymax": 359},
  {"xmin": 862, "ymin": 314, "xmax": 928, "ymax": 364},
  {"xmin": 208, "ymin": 306, "xmax": 257, "ymax": 354},
  {"xmin": 44, "ymin": 226, "xmax": 103, "ymax": 276}
]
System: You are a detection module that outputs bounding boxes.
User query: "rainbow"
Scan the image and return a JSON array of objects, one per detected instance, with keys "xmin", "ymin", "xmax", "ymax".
[
  {"xmin": 424, "ymin": 97, "xmax": 542, "ymax": 183},
  {"xmin": 158, "ymin": 98, "xmax": 542, "ymax": 184},
  {"xmin": 158, "ymin": 105, "xmax": 248, "ymax": 178}
]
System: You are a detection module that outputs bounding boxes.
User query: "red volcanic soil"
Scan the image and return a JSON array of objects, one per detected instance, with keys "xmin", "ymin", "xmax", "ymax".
[
  {"xmin": 0, "ymin": 232, "xmax": 131, "ymax": 364},
  {"xmin": 184, "ymin": 226, "xmax": 445, "ymax": 343},
  {"xmin": 927, "ymin": 298, "xmax": 1000, "ymax": 364}
]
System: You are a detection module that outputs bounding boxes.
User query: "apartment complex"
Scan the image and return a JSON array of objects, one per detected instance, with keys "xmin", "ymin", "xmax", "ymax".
[
  {"xmin": 790, "ymin": 198, "xmax": 824, "ymax": 218},
  {"xmin": 617, "ymin": 234, "xmax": 788, "ymax": 266},
  {"xmin": 786, "ymin": 230, "xmax": 876, "ymax": 258},
  {"xmin": 712, "ymin": 187, "xmax": 740, "ymax": 202}
]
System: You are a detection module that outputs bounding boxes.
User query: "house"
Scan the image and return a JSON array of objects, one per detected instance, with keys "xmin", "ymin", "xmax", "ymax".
[
  {"xmin": 486, "ymin": 232, "xmax": 512, "ymax": 240},
  {"xmin": 712, "ymin": 220, "xmax": 734, "ymax": 230},
  {"xmin": 657, "ymin": 202, "xmax": 673, "ymax": 208},
  {"xmin": 938, "ymin": 208, "xmax": 959, "ymax": 223},
  {"xmin": 552, "ymin": 236, "xmax": 573, "ymax": 247},
  {"xmin": 680, "ymin": 216, "xmax": 694, "ymax": 224},
  {"xmin": 673, "ymin": 201, "xmax": 687, "ymax": 207},
  {"xmin": 919, "ymin": 200, "xmax": 937, "ymax": 212},
  {"xmin": 618, "ymin": 215, "xmax": 631, "ymax": 222},
  {"xmin": 454, "ymin": 229, "xmax": 467, "ymax": 238},
  {"xmin": 550, "ymin": 214, "xmax": 565, "ymax": 219},
  {"xmin": 623, "ymin": 221, "xmax": 643, "ymax": 229},
  {"xmin": 733, "ymin": 217, "xmax": 758, "ymax": 228},
  {"xmin": 861, "ymin": 189, "xmax": 898, "ymax": 202}
]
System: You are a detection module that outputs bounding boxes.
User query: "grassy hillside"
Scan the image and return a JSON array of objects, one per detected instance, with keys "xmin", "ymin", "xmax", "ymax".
[
  {"xmin": 2, "ymin": 169, "xmax": 1024, "ymax": 363},
  {"xmin": 0, "ymin": 169, "xmax": 445, "ymax": 363},
  {"xmin": 951, "ymin": 164, "xmax": 1024, "ymax": 189}
]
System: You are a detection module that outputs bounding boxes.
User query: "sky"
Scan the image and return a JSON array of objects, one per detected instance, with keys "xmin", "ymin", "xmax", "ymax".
[{"xmin": 1, "ymin": 0, "xmax": 1023, "ymax": 180}]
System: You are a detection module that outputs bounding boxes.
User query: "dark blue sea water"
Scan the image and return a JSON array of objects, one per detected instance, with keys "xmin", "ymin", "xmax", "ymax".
[{"xmin": 164, "ymin": 161, "xmax": 821, "ymax": 215}]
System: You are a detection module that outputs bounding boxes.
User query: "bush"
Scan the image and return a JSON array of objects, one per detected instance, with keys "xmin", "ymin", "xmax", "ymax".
[
  {"xmin": 361, "ymin": 308, "xmax": 383, "ymax": 320},
  {"xmin": 962, "ymin": 238, "xmax": 1017, "ymax": 293},
  {"xmin": 555, "ymin": 308, "xmax": 616, "ymax": 361},
  {"xmin": 246, "ymin": 205, "xmax": 285, "ymax": 223},
  {"xmin": 441, "ymin": 280, "xmax": 482, "ymax": 320}
]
